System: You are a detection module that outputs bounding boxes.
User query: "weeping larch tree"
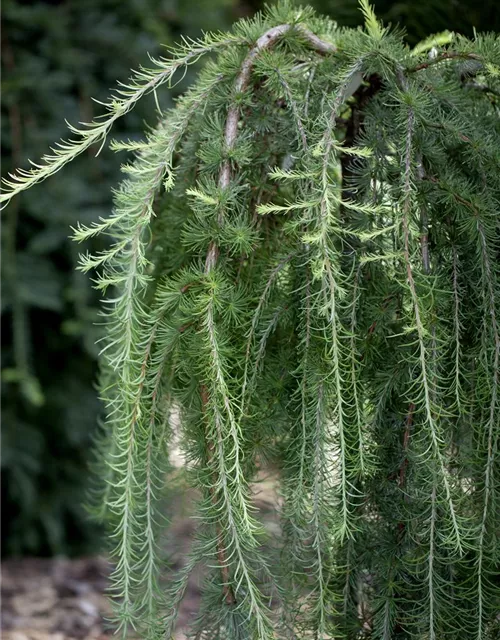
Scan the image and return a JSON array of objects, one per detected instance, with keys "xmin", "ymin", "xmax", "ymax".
[{"xmin": 2, "ymin": 1, "xmax": 499, "ymax": 638}]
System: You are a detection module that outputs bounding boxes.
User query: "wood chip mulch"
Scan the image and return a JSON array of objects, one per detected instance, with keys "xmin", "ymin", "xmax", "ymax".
[
  {"xmin": 1, "ymin": 473, "xmax": 279, "ymax": 640},
  {"xmin": 1, "ymin": 556, "xmax": 113, "ymax": 640}
]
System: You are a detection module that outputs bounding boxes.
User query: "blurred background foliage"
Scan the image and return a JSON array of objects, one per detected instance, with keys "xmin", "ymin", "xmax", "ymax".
[{"xmin": 2, "ymin": 0, "xmax": 499, "ymax": 557}]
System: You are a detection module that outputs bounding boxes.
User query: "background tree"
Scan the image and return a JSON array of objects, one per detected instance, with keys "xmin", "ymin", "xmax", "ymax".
[{"xmin": 313, "ymin": 0, "xmax": 500, "ymax": 45}]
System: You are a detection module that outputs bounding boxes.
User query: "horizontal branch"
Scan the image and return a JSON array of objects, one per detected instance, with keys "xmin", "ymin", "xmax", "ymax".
[{"xmin": 409, "ymin": 51, "xmax": 481, "ymax": 72}]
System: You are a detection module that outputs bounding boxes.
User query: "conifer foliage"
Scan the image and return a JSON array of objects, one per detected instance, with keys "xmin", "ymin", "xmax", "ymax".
[{"xmin": 2, "ymin": 2, "xmax": 499, "ymax": 637}]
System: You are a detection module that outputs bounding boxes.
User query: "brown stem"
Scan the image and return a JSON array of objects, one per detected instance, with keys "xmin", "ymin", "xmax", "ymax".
[
  {"xmin": 365, "ymin": 295, "xmax": 393, "ymax": 339},
  {"xmin": 410, "ymin": 51, "xmax": 481, "ymax": 73},
  {"xmin": 198, "ymin": 24, "xmax": 336, "ymax": 603},
  {"xmin": 200, "ymin": 384, "xmax": 235, "ymax": 605},
  {"xmin": 426, "ymin": 175, "xmax": 482, "ymax": 217},
  {"xmin": 204, "ymin": 24, "xmax": 336, "ymax": 272}
]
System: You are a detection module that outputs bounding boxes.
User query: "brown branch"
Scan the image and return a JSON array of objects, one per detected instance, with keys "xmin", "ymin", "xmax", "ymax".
[
  {"xmin": 424, "ymin": 121, "xmax": 473, "ymax": 145},
  {"xmin": 198, "ymin": 23, "xmax": 336, "ymax": 605},
  {"xmin": 204, "ymin": 24, "xmax": 336, "ymax": 272},
  {"xmin": 427, "ymin": 175, "xmax": 480, "ymax": 215},
  {"xmin": 200, "ymin": 384, "xmax": 235, "ymax": 605},
  {"xmin": 409, "ymin": 51, "xmax": 481, "ymax": 73},
  {"xmin": 365, "ymin": 295, "xmax": 393, "ymax": 338}
]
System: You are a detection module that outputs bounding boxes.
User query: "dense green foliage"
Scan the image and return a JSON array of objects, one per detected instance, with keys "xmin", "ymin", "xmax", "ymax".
[
  {"xmin": 2, "ymin": 1, "xmax": 500, "ymax": 639},
  {"xmin": 3, "ymin": 0, "xmax": 499, "ymax": 560}
]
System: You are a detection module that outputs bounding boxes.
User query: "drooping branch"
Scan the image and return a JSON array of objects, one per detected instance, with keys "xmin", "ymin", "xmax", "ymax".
[
  {"xmin": 400, "ymin": 105, "xmax": 463, "ymax": 553},
  {"xmin": 199, "ymin": 23, "xmax": 336, "ymax": 605},
  {"xmin": 0, "ymin": 33, "xmax": 245, "ymax": 207},
  {"xmin": 205, "ymin": 23, "xmax": 336, "ymax": 271}
]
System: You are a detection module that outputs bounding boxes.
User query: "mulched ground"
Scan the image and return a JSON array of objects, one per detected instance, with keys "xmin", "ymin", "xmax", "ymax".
[
  {"xmin": 1, "ymin": 474, "xmax": 279, "ymax": 640},
  {"xmin": 1, "ymin": 556, "xmax": 113, "ymax": 640}
]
